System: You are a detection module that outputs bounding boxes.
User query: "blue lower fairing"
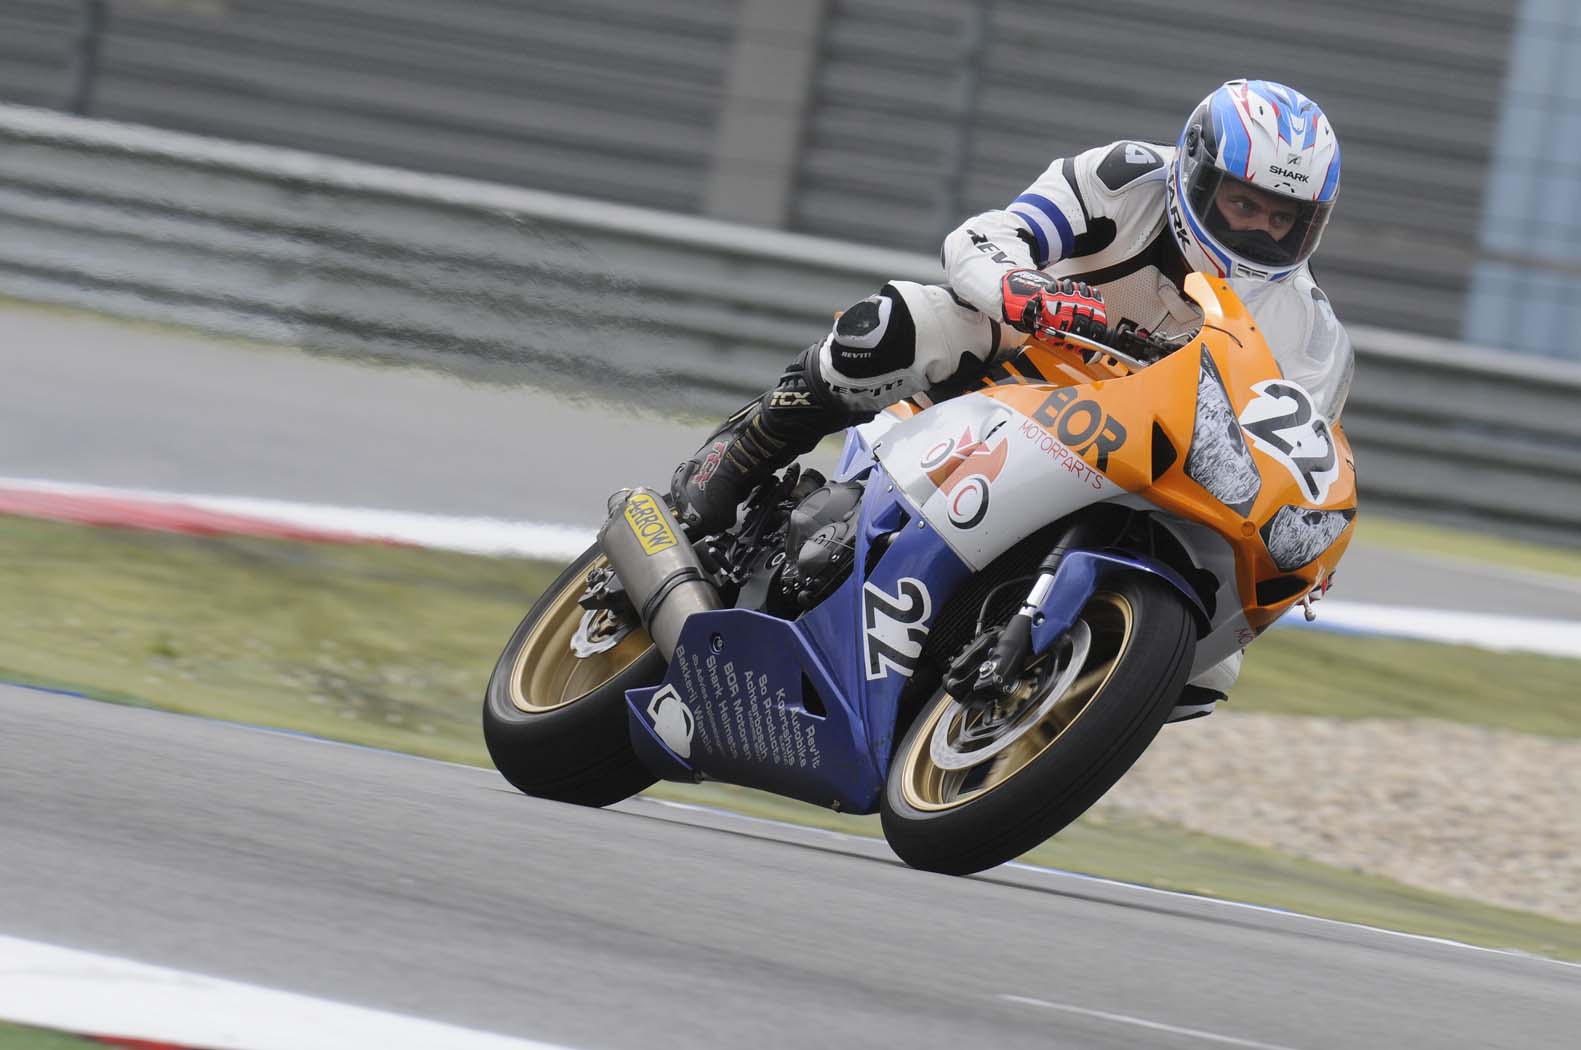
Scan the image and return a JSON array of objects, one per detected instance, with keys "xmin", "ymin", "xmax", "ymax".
[
  {"xmin": 626, "ymin": 455, "xmax": 971, "ymax": 814},
  {"xmin": 799, "ymin": 464, "xmax": 971, "ymax": 775},
  {"xmin": 626, "ymin": 607, "xmax": 880, "ymax": 810}
]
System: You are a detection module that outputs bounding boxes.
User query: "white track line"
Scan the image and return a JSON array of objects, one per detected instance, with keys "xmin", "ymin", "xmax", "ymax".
[
  {"xmin": 998, "ymin": 995, "xmax": 1309, "ymax": 1050},
  {"xmin": 0, "ymin": 934, "xmax": 574, "ymax": 1050},
  {"xmin": 634, "ymin": 798, "xmax": 1581, "ymax": 971},
  {"xmin": 1280, "ymin": 599, "xmax": 1581, "ymax": 657},
  {"xmin": 999, "ymin": 859, "xmax": 1581, "ymax": 971}
]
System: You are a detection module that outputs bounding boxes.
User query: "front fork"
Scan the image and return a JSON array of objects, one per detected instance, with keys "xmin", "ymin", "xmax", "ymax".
[
  {"xmin": 955, "ymin": 515, "xmax": 1109, "ymax": 703},
  {"xmin": 949, "ymin": 517, "xmax": 1210, "ymax": 705}
]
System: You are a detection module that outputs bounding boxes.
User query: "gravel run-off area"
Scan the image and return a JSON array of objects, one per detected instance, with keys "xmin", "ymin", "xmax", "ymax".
[{"xmin": 1096, "ymin": 711, "xmax": 1580, "ymax": 922}]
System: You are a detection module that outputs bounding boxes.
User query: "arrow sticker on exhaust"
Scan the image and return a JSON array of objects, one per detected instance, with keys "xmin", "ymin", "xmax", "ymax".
[{"xmin": 623, "ymin": 491, "xmax": 679, "ymax": 555}]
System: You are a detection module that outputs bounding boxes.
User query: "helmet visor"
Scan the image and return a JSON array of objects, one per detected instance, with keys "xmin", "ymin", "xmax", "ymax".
[{"xmin": 1186, "ymin": 168, "xmax": 1333, "ymax": 269}]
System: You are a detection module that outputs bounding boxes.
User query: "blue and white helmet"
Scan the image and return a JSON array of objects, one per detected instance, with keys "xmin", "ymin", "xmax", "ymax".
[{"xmin": 1167, "ymin": 79, "xmax": 1341, "ymax": 281}]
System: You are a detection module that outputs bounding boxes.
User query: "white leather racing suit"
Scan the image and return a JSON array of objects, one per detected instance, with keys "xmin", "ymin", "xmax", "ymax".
[{"xmin": 815, "ymin": 139, "xmax": 1330, "ymax": 411}]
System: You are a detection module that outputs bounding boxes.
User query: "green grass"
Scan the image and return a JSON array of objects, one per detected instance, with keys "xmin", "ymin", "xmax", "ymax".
[
  {"xmin": 5, "ymin": 513, "xmax": 1580, "ymax": 961},
  {"xmin": 2, "ymin": 515, "xmax": 559, "ymax": 764},
  {"xmin": 1231, "ymin": 628, "xmax": 1581, "ymax": 736},
  {"xmin": 8, "ymin": 514, "xmax": 1574, "ymax": 748},
  {"xmin": 0, "ymin": 1022, "xmax": 97, "ymax": 1049},
  {"xmin": 1357, "ymin": 513, "xmax": 1581, "ymax": 580}
]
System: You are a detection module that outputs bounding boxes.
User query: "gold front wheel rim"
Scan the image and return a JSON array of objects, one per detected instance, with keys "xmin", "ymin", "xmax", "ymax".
[
  {"xmin": 898, "ymin": 591, "xmax": 1134, "ymax": 812},
  {"xmin": 507, "ymin": 556, "xmax": 652, "ymax": 713}
]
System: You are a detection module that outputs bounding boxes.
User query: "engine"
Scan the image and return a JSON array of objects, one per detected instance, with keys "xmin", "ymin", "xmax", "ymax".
[{"xmin": 779, "ymin": 479, "xmax": 865, "ymax": 609}]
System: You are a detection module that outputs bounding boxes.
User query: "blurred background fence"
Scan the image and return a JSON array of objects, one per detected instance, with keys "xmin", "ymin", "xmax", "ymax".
[
  {"xmin": 2, "ymin": 0, "xmax": 1580, "ymax": 537},
  {"xmin": 6, "ymin": 0, "xmax": 1563, "ymax": 344}
]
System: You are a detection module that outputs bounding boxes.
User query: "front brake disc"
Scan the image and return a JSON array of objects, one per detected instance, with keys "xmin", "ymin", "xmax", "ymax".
[{"xmin": 928, "ymin": 620, "xmax": 1093, "ymax": 772}]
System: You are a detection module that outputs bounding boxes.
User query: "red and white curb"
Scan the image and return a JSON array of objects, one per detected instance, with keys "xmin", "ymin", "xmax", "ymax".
[
  {"xmin": 0, "ymin": 934, "xmax": 573, "ymax": 1050},
  {"xmin": 0, "ymin": 476, "xmax": 593, "ymax": 560},
  {"xmin": 1, "ymin": 475, "xmax": 1577, "ymax": 658}
]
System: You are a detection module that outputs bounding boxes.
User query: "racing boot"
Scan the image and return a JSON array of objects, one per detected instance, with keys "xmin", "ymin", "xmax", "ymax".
[
  {"xmin": 670, "ymin": 347, "xmax": 852, "ymax": 536},
  {"xmin": 1165, "ymin": 650, "xmax": 1242, "ymax": 724}
]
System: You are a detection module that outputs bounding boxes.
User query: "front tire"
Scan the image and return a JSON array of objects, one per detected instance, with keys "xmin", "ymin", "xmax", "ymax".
[
  {"xmin": 483, "ymin": 544, "xmax": 663, "ymax": 806},
  {"xmin": 881, "ymin": 572, "xmax": 1194, "ymax": 874}
]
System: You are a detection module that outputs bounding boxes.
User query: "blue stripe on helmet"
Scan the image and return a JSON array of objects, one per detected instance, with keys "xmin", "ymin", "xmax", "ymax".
[
  {"xmin": 1012, "ymin": 193, "xmax": 1075, "ymax": 260},
  {"xmin": 1208, "ymin": 90, "xmax": 1250, "ymax": 177},
  {"xmin": 1252, "ymin": 81, "xmax": 1295, "ymax": 145},
  {"xmin": 1008, "ymin": 206, "xmax": 1051, "ymax": 267},
  {"xmin": 1318, "ymin": 140, "xmax": 1341, "ymax": 202},
  {"xmin": 1250, "ymin": 80, "xmax": 1324, "ymax": 151}
]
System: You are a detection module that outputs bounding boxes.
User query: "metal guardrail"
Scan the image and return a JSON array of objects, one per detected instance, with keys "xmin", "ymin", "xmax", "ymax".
[
  {"xmin": 1, "ymin": 0, "xmax": 1522, "ymax": 342},
  {"xmin": 1, "ymin": 103, "xmax": 1578, "ymax": 540}
]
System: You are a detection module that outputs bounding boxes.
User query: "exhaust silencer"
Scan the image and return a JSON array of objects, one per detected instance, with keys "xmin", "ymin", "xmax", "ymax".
[{"xmin": 599, "ymin": 487, "xmax": 721, "ymax": 658}]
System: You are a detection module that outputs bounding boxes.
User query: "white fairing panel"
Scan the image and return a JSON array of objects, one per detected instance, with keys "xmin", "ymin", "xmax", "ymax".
[
  {"xmin": 1107, "ymin": 497, "xmax": 1254, "ymax": 676},
  {"xmin": 872, "ymin": 394, "xmax": 1120, "ymax": 570}
]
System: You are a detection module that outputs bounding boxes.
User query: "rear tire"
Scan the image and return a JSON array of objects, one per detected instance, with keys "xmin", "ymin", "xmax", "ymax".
[
  {"xmin": 881, "ymin": 572, "xmax": 1194, "ymax": 875},
  {"xmin": 483, "ymin": 544, "xmax": 663, "ymax": 806}
]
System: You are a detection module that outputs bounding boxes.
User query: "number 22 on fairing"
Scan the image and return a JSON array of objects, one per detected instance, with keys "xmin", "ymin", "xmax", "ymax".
[
  {"xmin": 1238, "ymin": 380, "xmax": 1339, "ymax": 502},
  {"xmin": 862, "ymin": 578, "xmax": 931, "ymax": 681}
]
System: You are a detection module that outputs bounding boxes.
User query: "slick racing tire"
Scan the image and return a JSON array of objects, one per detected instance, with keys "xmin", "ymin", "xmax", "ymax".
[
  {"xmin": 881, "ymin": 572, "xmax": 1194, "ymax": 875},
  {"xmin": 484, "ymin": 543, "xmax": 663, "ymax": 807}
]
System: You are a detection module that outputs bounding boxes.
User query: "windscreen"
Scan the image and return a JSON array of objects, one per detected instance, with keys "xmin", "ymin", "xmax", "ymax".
[{"xmin": 1228, "ymin": 277, "xmax": 1353, "ymax": 419}]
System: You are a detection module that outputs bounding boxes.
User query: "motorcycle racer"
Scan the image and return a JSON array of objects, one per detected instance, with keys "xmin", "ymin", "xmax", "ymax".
[{"xmin": 670, "ymin": 79, "xmax": 1347, "ymax": 716}]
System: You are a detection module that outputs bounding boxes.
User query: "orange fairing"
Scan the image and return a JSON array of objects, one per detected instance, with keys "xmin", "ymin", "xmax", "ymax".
[{"xmin": 939, "ymin": 273, "xmax": 1356, "ymax": 632}]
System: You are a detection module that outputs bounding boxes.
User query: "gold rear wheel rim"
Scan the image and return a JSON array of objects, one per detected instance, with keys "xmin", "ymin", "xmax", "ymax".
[
  {"xmin": 898, "ymin": 591, "xmax": 1134, "ymax": 812},
  {"xmin": 507, "ymin": 556, "xmax": 652, "ymax": 713}
]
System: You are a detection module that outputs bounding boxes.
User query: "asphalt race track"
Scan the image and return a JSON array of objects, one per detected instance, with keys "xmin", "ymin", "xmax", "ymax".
[
  {"xmin": 0, "ymin": 306, "xmax": 714, "ymax": 526},
  {"xmin": 2, "ymin": 684, "xmax": 1575, "ymax": 1050}
]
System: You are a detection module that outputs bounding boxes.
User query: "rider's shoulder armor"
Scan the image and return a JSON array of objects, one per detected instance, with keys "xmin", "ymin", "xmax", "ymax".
[{"xmin": 1092, "ymin": 140, "xmax": 1170, "ymax": 193}]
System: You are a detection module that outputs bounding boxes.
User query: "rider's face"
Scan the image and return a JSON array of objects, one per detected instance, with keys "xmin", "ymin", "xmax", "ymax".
[{"xmin": 1214, "ymin": 184, "xmax": 1299, "ymax": 240}]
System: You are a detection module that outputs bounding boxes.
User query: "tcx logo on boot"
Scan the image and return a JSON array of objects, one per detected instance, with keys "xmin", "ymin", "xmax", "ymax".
[
  {"xmin": 624, "ymin": 492, "xmax": 678, "ymax": 555},
  {"xmin": 768, "ymin": 390, "xmax": 813, "ymax": 409}
]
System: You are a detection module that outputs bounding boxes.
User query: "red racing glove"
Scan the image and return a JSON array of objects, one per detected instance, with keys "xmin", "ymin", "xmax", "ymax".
[{"xmin": 1000, "ymin": 270, "xmax": 1108, "ymax": 342}]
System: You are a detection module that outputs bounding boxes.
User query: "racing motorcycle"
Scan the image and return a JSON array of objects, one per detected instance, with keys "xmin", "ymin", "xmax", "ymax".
[{"xmin": 483, "ymin": 274, "xmax": 1358, "ymax": 875}]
